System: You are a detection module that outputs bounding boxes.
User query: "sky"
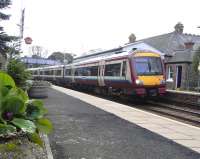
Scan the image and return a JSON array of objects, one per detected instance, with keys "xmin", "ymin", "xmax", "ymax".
[{"xmin": 2, "ymin": 0, "xmax": 200, "ymax": 57}]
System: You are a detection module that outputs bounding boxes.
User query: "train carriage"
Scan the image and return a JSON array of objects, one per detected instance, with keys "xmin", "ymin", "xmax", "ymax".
[{"xmin": 28, "ymin": 49, "xmax": 166, "ymax": 97}]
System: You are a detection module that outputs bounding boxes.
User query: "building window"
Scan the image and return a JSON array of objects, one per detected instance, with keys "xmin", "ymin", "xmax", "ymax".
[{"xmin": 167, "ymin": 65, "xmax": 174, "ymax": 81}]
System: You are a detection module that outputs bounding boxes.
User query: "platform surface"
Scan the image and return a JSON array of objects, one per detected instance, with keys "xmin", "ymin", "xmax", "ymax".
[{"xmin": 44, "ymin": 86, "xmax": 200, "ymax": 159}]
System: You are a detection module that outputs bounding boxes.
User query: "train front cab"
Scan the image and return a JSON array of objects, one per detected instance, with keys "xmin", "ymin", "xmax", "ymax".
[{"xmin": 130, "ymin": 52, "xmax": 166, "ymax": 97}]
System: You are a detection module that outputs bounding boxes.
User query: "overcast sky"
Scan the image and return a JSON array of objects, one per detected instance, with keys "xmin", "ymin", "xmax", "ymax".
[{"xmin": 2, "ymin": 0, "xmax": 200, "ymax": 56}]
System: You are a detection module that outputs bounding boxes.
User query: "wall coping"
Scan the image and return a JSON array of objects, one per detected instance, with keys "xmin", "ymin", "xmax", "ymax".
[{"xmin": 167, "ymin": 89, "xmax": 200, "ymax": 96}]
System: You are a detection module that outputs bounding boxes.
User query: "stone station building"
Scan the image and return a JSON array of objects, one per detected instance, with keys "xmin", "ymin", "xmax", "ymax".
[{"xmin": 141, "ymin": 23, "xmax": 200, "ymax": 90}]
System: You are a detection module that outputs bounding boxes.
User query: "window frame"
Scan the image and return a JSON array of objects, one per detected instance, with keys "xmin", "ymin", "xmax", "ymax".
[{"xmin": 167, "ymin": 65, "xmax": 174, "ymax": 81}]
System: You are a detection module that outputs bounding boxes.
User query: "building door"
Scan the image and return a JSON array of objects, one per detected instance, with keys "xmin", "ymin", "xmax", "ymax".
[{"xmin": 176, "ymin": 66, "xmax": 182, "ymax": 88}]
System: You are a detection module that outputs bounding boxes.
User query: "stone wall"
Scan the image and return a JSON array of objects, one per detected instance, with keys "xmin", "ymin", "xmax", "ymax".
[
  {"xmin": 165, "ymin": 63, "xmax": 195, "ymax": 90},
  {"xmin": 161, "ymin": 90, "xmax": 200, "ymax": 107}
]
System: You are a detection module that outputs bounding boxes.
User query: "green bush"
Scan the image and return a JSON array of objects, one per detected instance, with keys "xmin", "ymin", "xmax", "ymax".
[
  {"xmin": 0, "ymin": 71, "xmax": 53, "ymax": 147},
  {"xmin": 6, "ymin": 59, "xmax": 31, "ymax": 90}
]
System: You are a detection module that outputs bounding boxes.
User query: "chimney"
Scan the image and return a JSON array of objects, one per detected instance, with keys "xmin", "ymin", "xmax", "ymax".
[
  {"xmin": 174, "ymin": 22, "xmax": 184, "ymax": 34},
  {"xmin": 184, "ymin": 42, "xmax": 194, "ymax": 49},
  {"xmin": 128, "ymin": 33, "xmax": 136, "ymax": 43}
]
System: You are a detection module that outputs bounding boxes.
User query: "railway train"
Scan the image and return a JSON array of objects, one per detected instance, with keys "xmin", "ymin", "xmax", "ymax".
[{"xmin": 28, "ymin": 49, "xmax": 166, "ymax": 97}]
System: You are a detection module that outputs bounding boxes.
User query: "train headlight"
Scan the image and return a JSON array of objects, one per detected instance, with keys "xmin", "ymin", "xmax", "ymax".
[
  {"xmin": 160, "ymin": 79, "xmax": 166, "ymax": 85},
  {"xmin": 135, "ymin": 79, "xmax": 143, "ymax": 85}
]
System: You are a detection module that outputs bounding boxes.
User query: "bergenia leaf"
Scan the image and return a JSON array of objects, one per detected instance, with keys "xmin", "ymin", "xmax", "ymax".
[
  {"xmin": 2, "ymin": 96, "xmax": 25, "ymax": 115},
  {"xmin": 35, "ymin": 118, "xmax": 53, "ymax": 134},
  {"xmin": 11, "ymin": 118, "xmax": 36, "ymax": 133},
  {"xmin": 27, "ymin": 132, "xmax": 44, "ymax": 147},
  {"xmin": 0, "ymin": 71, "xmax": 16, "ymax": 89},
  {"xmin": 0, "ymin": 123, "xmax": 17, "ymax": 136},
  {"xmin": 26, "ymin": 99, "xmax": 47, "ymax": 120}
]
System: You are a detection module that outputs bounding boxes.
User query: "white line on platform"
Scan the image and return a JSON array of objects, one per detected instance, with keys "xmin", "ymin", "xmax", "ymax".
[{"xmin": 42, "ymin": 134, "xmax": 54, "ymax": 159}]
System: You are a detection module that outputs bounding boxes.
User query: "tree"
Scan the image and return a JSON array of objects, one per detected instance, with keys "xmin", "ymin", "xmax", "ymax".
[
  {"xmin": 0, "ymin": 0, "xmax": 19, "ymax": 59},
  {"xmin": 192, "ymin": 47, "xmax": 200, "ymax": 73},
  {"xmin": 48, "ymin": 52, "xmax": 74, "ymax": 63},
  {"xmin": 31, "ymin": 45, "xmax": 43, "ymax": 57},
  {"xmin": 6, "ymin": 40, "xmax": 21, "ymax": 60},
  {"xmin": 7, "ymin": 59, "xmax": 31, "ymax": 89}
]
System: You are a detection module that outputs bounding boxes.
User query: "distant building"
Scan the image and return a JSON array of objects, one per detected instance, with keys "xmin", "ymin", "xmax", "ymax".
[{"xmin": 21, "ymin": 57, "xmax": 62, "ymax": 68}]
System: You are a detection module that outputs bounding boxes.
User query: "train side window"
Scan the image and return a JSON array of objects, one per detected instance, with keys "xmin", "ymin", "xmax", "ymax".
[
  {"xmin": 44, "ymin": 70, "xmax": 50, "ymax": 75},
  {"xmin": 56, "ymin": 70, "xmax": 61, "ymax": 76},
  {"xmin": 75, "ymin": 69, "xmax": 78, "ymax": 76},
  {"xmin": 33, "ymin": 71, "xmax": 38, "ymax": 75},
  {"xmin": 122, "ymin": 61, "xmax": 127, "ymax": 76},
  {"xmin": 50, "ymin": 70, "xmax": 54, "ymax": 75},
  {"xmin": 105, "ymin": 63, "xmax": 121, "ymax": 76},
  {"xmin": 90, "ymin": 66, "xmax": 98, "ymax": 76},
  {"xmin": 65, "ymin": 69, "xmax": 71, "ymax": 76},
  {"xmin": 82, "ymin": 67, "xmax": 89, "ymax": 76}
]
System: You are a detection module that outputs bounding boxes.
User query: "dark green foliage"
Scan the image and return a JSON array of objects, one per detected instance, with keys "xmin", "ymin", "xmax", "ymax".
[
  {"xmin": 0, "ymin": 0, "xmax": 11, "ymax": 20},
  {"xmin": 27, "ymin": 132, "xmax": 43, "ymax": 147},
  {"xmin": 7, "ymin": 59, "xmax": 31, "ymax": 89},
  {"xmin": 0, "ymin": 0, "xmax": 19, "ymax": 58},
  {"xmin": 0, "ymin": 71, "xmax": 53, "ymax": 146},
  {"xmin": 48, "ymin": 51, "xmax": 74, "ymax": 63},
  {"xmin": 192, "ymin": 47, "xmax": 200, "ymax": 73}
]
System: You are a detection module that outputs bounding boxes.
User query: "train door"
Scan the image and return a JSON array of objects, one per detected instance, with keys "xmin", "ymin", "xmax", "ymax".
[
  {"xmin": 176, "ymin": 65, "xmax": 182, "ymax": 88},
  {"xmin": 98, "ymin": 60, "xmax": 105, "ymax": 86},
  {"xmin": 71, "ymin": 65, "xmax": 75, "ymax": 83}
]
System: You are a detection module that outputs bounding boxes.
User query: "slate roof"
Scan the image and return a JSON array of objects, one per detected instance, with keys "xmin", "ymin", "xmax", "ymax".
[{"xmin": 140, "ymin": 32, "xmax": 200, "ymax": 57}]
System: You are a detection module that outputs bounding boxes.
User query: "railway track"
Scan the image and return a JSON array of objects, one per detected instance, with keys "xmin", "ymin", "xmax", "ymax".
[
  {"xmin": 134, "ymin": 101, "xmax": 200, "ymax": 127},
  {"xmin": 93, "ymin": 93, "xmax": 200, "ymax": 127}
]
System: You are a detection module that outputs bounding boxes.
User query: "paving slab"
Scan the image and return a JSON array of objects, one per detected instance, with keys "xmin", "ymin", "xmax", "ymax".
[{"xmin": 44, "ymin": 87, "xmax": 200, "ymax": 159}]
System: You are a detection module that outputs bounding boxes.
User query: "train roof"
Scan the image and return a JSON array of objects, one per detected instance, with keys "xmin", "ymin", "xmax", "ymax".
[
  {"xmin": 28, "ymin": 49, "xmax": 161, "ymax": 70},
  {"xmin": 73, "ymin": 49, "xmax": 161, "ymax": 66}
]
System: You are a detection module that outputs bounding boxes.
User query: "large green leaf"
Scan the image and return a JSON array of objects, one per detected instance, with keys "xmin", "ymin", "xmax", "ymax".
[
  {"xmin": 0, "ymin": 71, "xmax": 16, "ymax": 89},
  {"xmin": 16, "ymin": 87, "xmax": 29, "ymax": 101},
  {"xmin": 6, "ymin": 87, "xmax": 28, "ymax": 102},
  {"xmin": 0, "ymin": 123, "xmax": 17, "ymax": 136},
  {"xmin": 27, "ymin": 132, "xmax": 44, "ymax": 147},
  {"xmin": 2, "ymin": 96, "xmax": 25, "ymax": 115},
  {"xmin": 35, "ymin": 118, "xmax": 53, "ymax": 134},
  {"xmin": 11, "ymin": 118, "xmax": 36, "ymax": 133},
  {"xmin": 1, "ymin": 86, "xmax": 13, "ymax": 97},
  {"xmin": 26, "ymin": 99, "xmax": 47, "ymax": 120}
]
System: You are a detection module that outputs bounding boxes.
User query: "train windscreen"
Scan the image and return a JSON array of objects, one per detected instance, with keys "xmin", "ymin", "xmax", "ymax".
[{"xmin": 134, "ymin": 57, "xmax": 163, "ymax": 76}]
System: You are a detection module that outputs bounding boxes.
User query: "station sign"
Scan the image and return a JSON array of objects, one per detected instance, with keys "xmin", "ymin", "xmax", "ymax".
[{"xmin": 24, "ymin": 37, "xmax": 33, "ymax": 44}]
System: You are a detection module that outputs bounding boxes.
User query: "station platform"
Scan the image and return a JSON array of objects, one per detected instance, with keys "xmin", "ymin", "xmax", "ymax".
[{"xmin": 44, "ymin": 86, "xmax": 200, "ymax": 159}]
